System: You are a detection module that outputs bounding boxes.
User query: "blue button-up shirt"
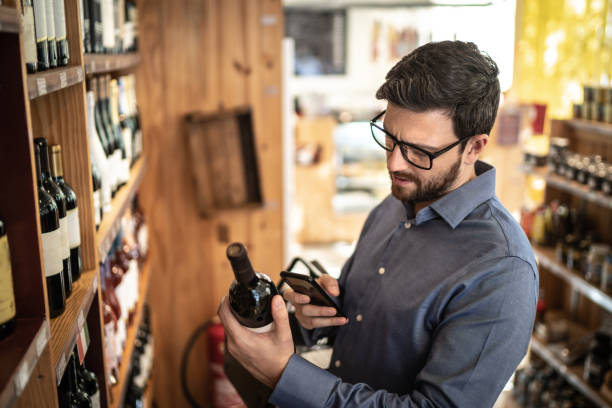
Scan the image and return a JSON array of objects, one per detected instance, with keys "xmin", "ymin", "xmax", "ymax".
[{"xmin": 270, "ymin": 161, "xmax": 538, "ymax": 408}]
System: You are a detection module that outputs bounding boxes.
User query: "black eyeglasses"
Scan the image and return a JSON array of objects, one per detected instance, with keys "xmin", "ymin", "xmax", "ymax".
[{"xmin": 369, "ymin": 110, "xmax": 470, "ymax": 170}]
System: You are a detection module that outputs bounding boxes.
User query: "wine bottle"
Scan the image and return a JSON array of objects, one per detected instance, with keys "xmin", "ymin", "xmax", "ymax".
[
  {"xmin": 95, "ymin": 77, "xmax": 118, "ymax": 195},
  {"xmin": 32, "ymin": 0, "xmax": 50, "ymax": 70},
  {"xmin": 81, "ymin": 0, "xmax": 91, "ymax": 53},
  {"xmin": 53, "ymin": 0, "xmax": 69, "ymax": 66},
  {"xmin": 75, "ymin": 348, "xmax": 101, "ymax": 408},
  {"xmin": 22, "ymin": 0, "xmax": 38, "ymax": 73},
  {"xmin": 0, "ymin": 218, "xmax": 16, "ymax": 340},
  {"xmin": 226, "ymin": 243, "xmax": 278, "ymax": 332},
  {"xmin": 91, "ymin": 162, "xmax": 102, "ymax": 229},
  {"xmin": 100, "ymin": 0, "xmax": 114, "ymax": 53},
  {"xmin": 34, "ymin": 138, "xmax": 72, "ymax": 299},
  {"xmin": 35, "ymin": 144, "xmax": 65, "ymax": 318},
  {"xmin": 50, "ymin": 145, "xmax": 82, "ymax": 282},
  {"xmin": 102, "ymin": 76, "xmax": 123, "ymax": 189},
  {"xmin": 86, "ymin": 81, "xmax": 112, "ymax": 214},
  {"xmin": 110, "ymin": 78, "xmax": 130, "ymax": 185},
  {"xmin": 45, "ymin": 0, "xmax": 58, "ymax": 68},
  {"xmin": 67, "ymin": 353, "xmax": 93, "ymax": 408}
]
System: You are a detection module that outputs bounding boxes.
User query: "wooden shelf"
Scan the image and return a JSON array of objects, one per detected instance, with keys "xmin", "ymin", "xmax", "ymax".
[
  {"xmin": 522, "ymin": 166, "xmax": 612, "ymax": 210},
  {"xmin": 0, "ymin": 319, "xmax": 49, "ymax": 408},
  {"xmin": 96, "ymin": 157, "xmax": 146, "ymax": 261},
  {"xmin": 568, "ymin": 119, "xmax": 612, "ymax": 139},
  {"xmin": 533, "ymin": 245, "xmax": 612, "ymax": 313},
  {"xmin": 144, "ymin": 376, "xmax": 153, "ymax": 408},
  {"xmin": 84, "ymin": 53, "xmax": 140, "ymax": 75},
  {"xmin": 49, "ymin": 269, "xmax": 98, "ymax": 385},
  {"xmin": 0, "ymin": 6, "xmax": 19, "ymax": 34},
  {"xmin": 530, "ymin": 336, "xmax": 611, "ymax": 408},
  {"xmin": 110, "ymin": 260, "xmax": 151, "ymax": 408},
  {"xmin": 27, "ymin": 66, "xmax": 84, "ymax": 99}
]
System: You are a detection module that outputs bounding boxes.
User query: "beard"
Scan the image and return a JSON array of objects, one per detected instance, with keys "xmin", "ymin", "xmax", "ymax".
[{"xmin": 390, "ymin": 157, "xmax": 462, "ymax": 203}]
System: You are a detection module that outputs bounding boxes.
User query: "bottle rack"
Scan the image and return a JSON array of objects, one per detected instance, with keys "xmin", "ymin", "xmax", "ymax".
[
  {"xmin": 522, "ymin": 118, "xmax": 612, "ymax": 406},
  {"xmin": 0, "ymin": 0, "xmax": 150, "ymax": 407}
]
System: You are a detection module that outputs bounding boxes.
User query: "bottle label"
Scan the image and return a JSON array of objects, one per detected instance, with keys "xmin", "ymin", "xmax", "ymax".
[
  {"xmin": 93, "ymin": 191, "xmax": 101, "ymax": 226},
  {"xmin": 91, "ymin": 390, "xmax": 101, "ymax": 408},
  {"xmin": 0, "ymin": 235, "xmax": 16, "ymax": 325},
  {"xmin": 246, "ymin": 322, "xmax": 274, "ymax": 333},
  {"xmin": 41, "ymin": 228, "xmax": 62, "ymax": 277},
  {"xmin": 53, "ymin": 0, "xmax": 66, "ymax": 40},
  {"xmin": 101, "ymin": 0, "xmax": 114, "ymax": 48},
  {"xmin": 67, "ymin": 208, "xmax": 81, "ymax": 248},
  {"xmin": 33, "ymin": 0, "xmax": 48, "ymax": 43},
  {"xmin": 45, "ymin": 0, "xmax": 55, "ymax": 39},
  {"xmin": 104, "ymin": 321, "xmax": 117, "ymax": 370},
  {"xmin": 23, "ymin": 6, "xmax": 38, "ymax": 63},
  {"xmin": 59, "ymin": 216, "xmax": 70, "ymax": 259}
]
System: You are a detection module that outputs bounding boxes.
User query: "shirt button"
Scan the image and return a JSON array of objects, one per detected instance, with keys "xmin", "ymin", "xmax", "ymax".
[
  {"xmin": 404, "ymin": 222, "xmax": 412, "ymax": 229},
  {"xmin": 335, "ymin": 360, "xmax": 341, "ymax": 368},
  {"xmin": 378, "ymin": 267, "xmax": 385, "ymax": 275},
  {"xmin": 356, "ymin": 314, "xmax": 363, "ymax": 322}
]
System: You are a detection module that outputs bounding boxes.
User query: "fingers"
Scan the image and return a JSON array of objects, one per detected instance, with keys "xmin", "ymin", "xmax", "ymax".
[
  {"xmin": 300, "ymin": 304, "xmax": 338, "ymax": 317},
  {"xmin": 271, "ymin": 295, "xmax": 292, "ymax": 343},
  {"xmin": 217, "ymin": 296, "xmax": 244, "ymax": 335},
  {"xmin": 318, "ymin": 275, "xmax": 340, "ymax": 296},
  {"xmin": 301, "ymin": 316, "xmax": 348, "ymax": 329},
  {"xmin": 283, "ymin": 288, "xmax": 310, "ymax": 305}
]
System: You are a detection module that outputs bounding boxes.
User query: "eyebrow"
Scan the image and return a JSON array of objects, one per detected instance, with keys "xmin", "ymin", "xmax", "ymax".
[{"xmin": 381, "ymin": 123, "xmax": 439, "ymax": 151}]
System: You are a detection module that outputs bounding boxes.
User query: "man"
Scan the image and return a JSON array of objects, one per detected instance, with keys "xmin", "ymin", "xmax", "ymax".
[{"xmin": 218, "ymin": 40, "xmax": 538, "ymax": 407}]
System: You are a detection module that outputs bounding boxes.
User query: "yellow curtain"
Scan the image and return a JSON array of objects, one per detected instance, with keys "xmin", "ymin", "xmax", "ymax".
[{"xmin": 514, "ymin": 0, "xmax": 611, "ymax": 119}]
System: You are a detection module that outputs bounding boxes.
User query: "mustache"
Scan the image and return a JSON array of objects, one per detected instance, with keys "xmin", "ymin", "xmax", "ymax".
[{"xmin": 389, "ymin": 171, "xmax": 420, "ymax": 184}]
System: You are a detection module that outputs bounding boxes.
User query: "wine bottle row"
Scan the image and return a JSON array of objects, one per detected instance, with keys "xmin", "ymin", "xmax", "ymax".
[
  {"xmin": 35, "ymin": 138, "xmax": 82, "ymax": 319},
  {"xmin": 124, "ymin": 305, "xmax": 153, "ymax": 408},
  {"xmin": 21, "ymin": 0, "xmax": 70, "ymax": 73},
  {"xmin": 88, "ymin": 73, "xmax": 143, "ymax": 229},
  {"xmin": 80, "ymin": 0, "xmax": 138, "ymax": 54},
  {"xmin": 100, "ymin": 199, "xmax": 147, "ymax": 387},
  {"xmin": 57, "ymin": 345, "xmax": 101, "ymax": 408}
]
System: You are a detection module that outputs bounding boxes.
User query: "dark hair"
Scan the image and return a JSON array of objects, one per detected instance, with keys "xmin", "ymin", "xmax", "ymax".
[{"xmin": 376, "ymin": 41, "xmax": 500, "ymax": 151}]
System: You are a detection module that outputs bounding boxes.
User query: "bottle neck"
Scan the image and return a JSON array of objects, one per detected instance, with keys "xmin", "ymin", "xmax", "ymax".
[
  {"xmin": 34, "ymin": 146, "xmax": 43, "ymax": 188},
  {"xmin": 50, "ymin": 147, "xmax": 64, "ymax": 180}
]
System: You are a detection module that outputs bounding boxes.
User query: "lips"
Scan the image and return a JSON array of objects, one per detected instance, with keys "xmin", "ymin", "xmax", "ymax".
[{"xmin": 391, "ymin": 174, "xmax": 416, "ymax": 186}]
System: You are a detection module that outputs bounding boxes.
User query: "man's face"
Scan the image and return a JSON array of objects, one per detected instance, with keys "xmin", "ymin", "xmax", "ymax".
[{"xmin": 383, "ymin": 104, "xmax": 465, "ymax": 203}]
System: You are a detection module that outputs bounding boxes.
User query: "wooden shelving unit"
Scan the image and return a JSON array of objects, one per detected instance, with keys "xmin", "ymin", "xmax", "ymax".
[
  {"xmin": 110, "ymin": 260, "xmax": 151, "ymax": 408},
  {"xmin": 0, "ymin": 0, "xmax": 148, "ymax": 407}
]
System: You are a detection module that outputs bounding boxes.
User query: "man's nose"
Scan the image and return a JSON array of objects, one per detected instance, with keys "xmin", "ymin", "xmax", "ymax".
[{"xmin": 387, "ymin": 144, "xmax": 409, "ymax": 172}]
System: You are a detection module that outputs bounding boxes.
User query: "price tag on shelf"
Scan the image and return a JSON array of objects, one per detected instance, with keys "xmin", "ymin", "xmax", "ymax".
[
  {"xmin": 59, "ymin": 71, "xmax": 67, "ymax": 88},
  {"xmin": 34, "ymin": 324, "xmax": 48, "ymax": 357},
  {"xmin": 92, "ymin": 275, "xmax": 98, "ymax": 292},
  {"xmin": 77, "ymin": 67, "xmax": 83, "ymax": 82},
  {"xmin": 90, "ymin": 61, "xmax": 96, "ymax": 72},
  {"xmin": 14, "ymin": 360, "xmax": 30, "ymax": 394},
  {"xmin": 77, "ymin": 309, "xmax": 85, "ymax": 331},
  {"xmin": 105, "ymin": 60, "xmax": 111, "ymax": 70},
  {"xmin": 36, "ymin": 78, "xmax": 47, "ymax": 96},
  {"xmin": 261, "ymin": 14, "xmax": 277, "ymax": 26},
  {"xmin": 55, "ymin": 351, "xmax": 67, "ymax": 385}
]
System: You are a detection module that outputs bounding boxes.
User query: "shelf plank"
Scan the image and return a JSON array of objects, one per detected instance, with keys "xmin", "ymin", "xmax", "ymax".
[
  {"xmin": 0, "ymin": 319, "xmax": 49, "ymax": 408},
  {"xmin": 530, "ymin": 337, "xmax": 611, "ymax": 408},
  {"xmin": 49, "ymin": 269, "xmax": 98, "ymax": 385},
  {"xmin": 0, "ymin": 6, "xmax": 19, "ymax": 34},
  {"xmin": 110, "ymin": 260, "xmax": 151, "ymax": 408},
  {"xmin": 533, "ymin": 245, "xmax": 612, "ymax": 313},
  {"xmin": 96, "ymin": 157, "xmax": 146, "ymax": 261},
  {"xmin": 84, "ymin": 53, "xmax": 140, "ymax": 75},
  {"xmin": 143, "ymin": 376, "xmax": 153, "ymax": 408},
  {"xmin": 27, "ymin": 66, "xmax": 84, "ymax": 99},
  {"xmin": 568, "ymin": 119, "xmax": 612, "ymax": 139},
  {"xmin": 522, "ymin": 166, "xmax": 612, "ymax": 210}
]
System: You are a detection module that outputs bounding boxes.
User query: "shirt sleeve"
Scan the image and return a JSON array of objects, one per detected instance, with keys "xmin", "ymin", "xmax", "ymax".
[{"xmin": 270, "ymin": 256, "xmax": 537, "ymax": 408}]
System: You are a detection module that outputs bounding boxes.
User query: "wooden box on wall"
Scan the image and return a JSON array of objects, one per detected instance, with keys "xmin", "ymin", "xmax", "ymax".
[{"xmin": 185, "ymin": 107, "xmax": 263, "ymax": 216}]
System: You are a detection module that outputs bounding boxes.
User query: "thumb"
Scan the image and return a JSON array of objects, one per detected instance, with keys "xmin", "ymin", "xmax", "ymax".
[
  {"xmin": 319, "ymin": 275, "xmax": 340, "ymax": 296},
  {"xmin": 271, "ymin": 295, "xmax": 291, "ymax": 342}
]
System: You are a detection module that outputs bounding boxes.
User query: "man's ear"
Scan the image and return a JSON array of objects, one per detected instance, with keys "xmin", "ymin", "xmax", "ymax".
[{"xmin": 463, "ymin": 134, "xmax": 488, "ymax": 165}]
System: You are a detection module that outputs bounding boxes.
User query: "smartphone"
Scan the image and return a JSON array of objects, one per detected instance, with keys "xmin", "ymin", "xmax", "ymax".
[{"xmin": 280, "ymin": 271, "xmax": 345, "ymax": 317}]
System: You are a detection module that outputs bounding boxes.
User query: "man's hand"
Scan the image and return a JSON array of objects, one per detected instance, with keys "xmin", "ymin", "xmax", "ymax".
[
  {"xmin": 282, "ymin": 275, "xmax": 348, "ymax": 330},
  {"xmin": 217, "ymin": 294, "xmax": 294, "ymax": 389}
]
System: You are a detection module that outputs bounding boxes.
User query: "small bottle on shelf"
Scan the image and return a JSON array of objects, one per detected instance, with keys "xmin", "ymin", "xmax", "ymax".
[
  {"xmin": 44, "ymin": 0, "xmax": 58, "ymax": 68},
  {"xmin": 0, "ymin": 218, "xmax": 17, "ymax": 340},
  {"xmin": 53, "ymin": 0, "xmax": 69, "ymax": 66},
  {"xmin": 75, "ymin": 347, "xmax": 101, "ymax": 408},
  {"xmin": 58, "ymin": 352, "xmax": 92, "ymax": 408},
  {"xmin": 32, "ymin": 0, "xmax": 50, "ymax": 71},
  {"xmin": 21, "ymin": 0, "xmax": 38, "ymax": 73},
  {"xmin": 50, "ymin": 144, "xmax": 82, "ymax": 282},
  {"xmin": 34, "ymin": 144, "xmax": 65, "ymax": 318}
]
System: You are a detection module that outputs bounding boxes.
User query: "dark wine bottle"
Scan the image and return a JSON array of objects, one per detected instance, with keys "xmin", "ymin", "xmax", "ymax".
[
  {"xmin": 82, "ymin": 0, "xmax": 91, "ymax": 53},
  {"xmin": 34, "ymin": 138, "xmax": 72, "ymax": 299},
  {"xmin": 63, "ymin": 353, "xmax": 92, "ymax": 408},
  {"xmin": 89, "ymin": 0, "xmax": 102, "ymax": 53},
  {"xmin": 32, "ymin": 0, "xmax": 50, "ymax": 70},
  {"xmin": 75, "ymin": 347, "xmax": 101, "ymax": 408},
  {"xmin": 45, "ymin": 0, "xmax": 58, "ymax": 68},
  {"xmin": 0, "ymin": 218, "xmax": 17, "ymax": 340},
  {"xmin": 50, "ymin": 145, "xmax": 82, "ymax": 282},
  {"xmin": 91, "ymin": 162, "xmax": 102, "ymax": 229},
  {"xmin": 53, "ymin": 0, "xmax": 69, "ymax": 66},
  {"xmin": 98, "ymin": 76, "xmax": 119, "ymax": 194},
  {"xmin": 226, "ymin": 242, "xmax": 278, "ymax": 332},
  {"xmin": 22, "ymin": 0, "xmax": 38, "ymax": 73},
  {"xmin": 35, "ymin": 145, "xmax": 65, "ymax": 318}
]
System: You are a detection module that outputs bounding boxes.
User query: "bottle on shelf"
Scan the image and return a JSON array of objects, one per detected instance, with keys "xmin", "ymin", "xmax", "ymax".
[
  {"xmin": 21, "ymin": 0, "xmax": 38, "ymax": 73},
  {"xmin": 32, "ymin": 0, "xmax": 50, "ymax": 71},
  {"xmin": 44, "ymin": 0, "xmax": 58, "ymax": 68},
  {"xmin": 95, "ymin": 76, "xmax": 119, "ymax": 197},
  {"xmin": 89, "ymin": 0, "xmax": 103, "ymax": 53},
  {"xmin": 34, "ymin": 138, "xmax": 72, "ymax": 299},
  {"xmin": 109, "ymin": 77, "xmax": 130, "ymax": 185},
  {"xmin": 58, "ymin": 352, "xmax": 92, "ymax": 408},
  {"xmin": 0, "ymin": 218, "xmax": 16, "ymax": 340},
  {"xmin": 124, "ymin": 306, "xmax": 153, "ymax": 408},
  {"xmin": 53, "ymin": 0, "xmax": 68, "ymax": 66},
  {"xmin": 87, "ymin": 78, "xmax": 112, "ymax": 214},
  {"xmin": 101, "ymin": 75, "xmax": 127, "ymax": 188},
  {"xmin": 101, "ymin": 0, "xmax": 115, "ymax": 53},
  {"xmin": 34, "ymin": 144, "xmax": 65, "ymax": 318},
  {"xmin": 50, "ymin": 144, "xmax": 82, "ymax": 282},
  {"xmin": 80, "ymin": 0, "xmax": 91, "ymax": 53},
  {"xmin": 91, "ymin": 161, "xmax": 102, "ymax": 230},
  {"xmin": 75, "ymin": 347, "xmax": 101, "ymax": 408},
  {"xmin": 226, "ymin": 242, "xmax": 278, "ymax": 332}
]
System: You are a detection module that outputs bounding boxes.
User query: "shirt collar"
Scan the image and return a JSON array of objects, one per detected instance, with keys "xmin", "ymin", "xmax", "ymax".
[{"xmin": 415, "ymin": 161, "xmax": 496, "ymax": 229}]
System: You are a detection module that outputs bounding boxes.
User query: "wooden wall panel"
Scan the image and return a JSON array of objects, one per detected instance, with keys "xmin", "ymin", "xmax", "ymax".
[{"xmin": 137, "ymin": 0, "xmax": 283, "ymax": 406}]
